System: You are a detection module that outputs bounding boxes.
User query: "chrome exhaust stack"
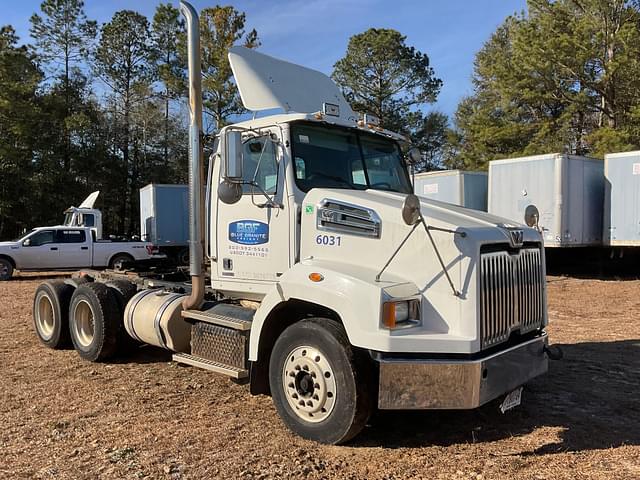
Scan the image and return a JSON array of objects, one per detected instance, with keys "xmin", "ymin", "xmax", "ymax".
[{"xmin": 180, "ymin": 0, "xmax": 205, "ymax": 310}]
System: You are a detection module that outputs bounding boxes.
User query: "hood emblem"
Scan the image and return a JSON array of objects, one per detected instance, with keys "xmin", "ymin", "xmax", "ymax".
[{"xmin": 508, "ymin": 229, "xmax": 524, "ymax": 247}]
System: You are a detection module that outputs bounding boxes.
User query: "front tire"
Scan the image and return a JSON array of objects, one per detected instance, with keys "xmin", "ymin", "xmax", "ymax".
[
  {"xmin": 33, "ymin": 280, "xmax": 74, "ymax": 348},
  {"xmin": 269, "ymin": 318, "xmax": 374, "ymax": 444},
  {"xmin": 69, "ymin": 283, "xmax": 121, "ymax": 362},
  {"xmin": 0, "ymin": 258, "xmax": 13, "ymax": 281}
]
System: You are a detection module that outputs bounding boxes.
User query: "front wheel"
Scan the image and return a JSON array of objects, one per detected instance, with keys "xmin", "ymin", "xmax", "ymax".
[
  {"xmin": 0, "ymin": 258, "xmax": 13, "ymax": 281},
  {"xmin": 269, "ymin": 318, "xmax": 374, "ymax": 444}
]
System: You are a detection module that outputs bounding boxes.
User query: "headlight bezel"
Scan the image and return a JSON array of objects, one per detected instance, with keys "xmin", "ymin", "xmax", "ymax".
[{"xmin": 381, "ymin": 298, "xmax": 421, "ymax": 330}]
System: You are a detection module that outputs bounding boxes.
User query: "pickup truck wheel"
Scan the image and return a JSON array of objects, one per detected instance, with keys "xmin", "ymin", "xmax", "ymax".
[
  {"xmin": 33, "ymin": 280, "xmax": 73, "ymax": 348},
  {"xmin": 69, "ymin": 282, "xmax": 120, "ymax": 362},
  {"xmin": 0, "ymin": 258, "xmax": 13, "ymax": 281},
  {"xmin": 269, "ymin": 318, "xmax": 373, "ymax": 445},
  {"xmin": 110, "ymin": 253, "xmax": 133, "ymax": 271}
]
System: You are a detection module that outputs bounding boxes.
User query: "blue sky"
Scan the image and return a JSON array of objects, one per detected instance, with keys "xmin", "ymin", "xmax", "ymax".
[{"xmin": 5, "ymin": 0, "xmax": 527, "ymax": 117}]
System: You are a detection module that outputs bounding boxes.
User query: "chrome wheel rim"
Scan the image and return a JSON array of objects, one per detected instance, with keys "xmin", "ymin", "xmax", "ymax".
[
  {"xmin": 282, "ymin": 346, "xmax": 337, "ymax": 423},
  {"xmin": 35, "ymin": 293, "xmax": 55, "ymax": 339},
  {"xmin": 73, "ymin": 300, "xmax": 95, "ymax": 348}
]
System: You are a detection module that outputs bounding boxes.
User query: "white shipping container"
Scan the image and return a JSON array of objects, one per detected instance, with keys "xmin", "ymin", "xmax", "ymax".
[
  {"xmin": 604, "ymin": 150, "xmax": 640, "ymax": 246},
  {"xmin": 413, "ymin": 170, "xmax": 488, "ymax": 211},
  {"xmin": 488, "ymin": 153, "xmax": 604, "ymax": 247}
]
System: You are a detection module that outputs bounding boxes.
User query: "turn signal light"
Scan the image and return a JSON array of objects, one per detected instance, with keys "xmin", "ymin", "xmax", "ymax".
[{"xmin": 308, "ymin": 272, "xmax": 324, "ymax": 282}]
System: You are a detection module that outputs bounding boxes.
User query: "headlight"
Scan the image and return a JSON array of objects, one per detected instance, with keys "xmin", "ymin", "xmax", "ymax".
[{"xmin": 382, "ymin": 299, "xmax": 421, "ymax": 330}]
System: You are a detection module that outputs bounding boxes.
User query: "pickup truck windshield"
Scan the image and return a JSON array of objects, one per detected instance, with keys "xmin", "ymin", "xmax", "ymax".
[{"xmin": 291, "ymin": 122, "xmax": 412, "ymax": 194}]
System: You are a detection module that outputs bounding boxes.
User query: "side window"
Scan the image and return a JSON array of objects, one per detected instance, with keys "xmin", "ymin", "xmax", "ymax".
[
  {"xmin": 25, "ymin": 230, "xmax": 55, "ymax": 247},
  {"xmin": 242, "ymin": 136, "xmax": 278, "ymax": 194},
  {"xmin": 81, "ymin": 214, "xmax": 95, "ymax": 227},
  {"xmin": 57, "ymin": 230, "xmax": 86, "ymax": 243}
]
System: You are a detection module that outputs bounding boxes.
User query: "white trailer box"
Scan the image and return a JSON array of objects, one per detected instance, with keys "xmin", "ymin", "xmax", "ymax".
[
  {"xmin": 604, "ymin": 150, "xmax": 640, "ymax": 245},
  {"xmin": 414, "ymin": 170, "xmax": 487, "ymax": 211},
  {"xmin": 488, "ymin": 153, "xmax": 604, "ymax": 247},
  {"xmin": 140, "ymin": 184, "xmax": 189, "ymax": 247}
]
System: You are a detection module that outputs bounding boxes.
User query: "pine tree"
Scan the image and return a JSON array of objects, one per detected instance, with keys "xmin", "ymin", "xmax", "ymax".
[{"xmin": 30, "ymin": 0, "xmax": 97, "ymax": 171}]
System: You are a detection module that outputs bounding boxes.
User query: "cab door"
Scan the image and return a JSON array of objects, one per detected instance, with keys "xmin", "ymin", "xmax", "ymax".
[
  {"xmin": 19, "ymin": 230, "xmax": 60, "ymax": 269},
  {"xmin": 57, "ymin": 229, "xmax": 92, "ymax": 267},
  {"xmin": 213, "ymin": 131, "xmax": 290, "ymax": 293}
]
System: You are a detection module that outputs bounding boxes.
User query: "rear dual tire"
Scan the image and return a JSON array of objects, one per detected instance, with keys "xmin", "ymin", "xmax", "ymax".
[{"xmin": 33, "ymin": 280, "xmax": 74, "ymax": 348}]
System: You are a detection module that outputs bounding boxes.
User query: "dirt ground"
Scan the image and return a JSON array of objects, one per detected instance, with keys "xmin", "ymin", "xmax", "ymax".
[{"xmin": 0, "ymin": 273, "xmax": 638, "ymax": 480}]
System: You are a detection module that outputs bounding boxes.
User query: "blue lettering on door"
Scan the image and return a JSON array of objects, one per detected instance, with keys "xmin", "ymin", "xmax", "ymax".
[{"xmin": 229, "ymin": 220, "xmax": 269, "ymax": 245}]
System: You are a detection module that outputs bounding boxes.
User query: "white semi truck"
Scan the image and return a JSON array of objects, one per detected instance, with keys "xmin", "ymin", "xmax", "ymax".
[{"xmin": 31, "ymin": 1, "xmax": 553, "ymax": 444}]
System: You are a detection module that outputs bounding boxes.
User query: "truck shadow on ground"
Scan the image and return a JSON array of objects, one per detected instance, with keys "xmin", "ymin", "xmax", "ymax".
[
  {"xmin": 545, "ymin": 247, "xmax": 640, "ymax": 280},
  {"xmin": 353, "ymin": 339, "xmax": 640, "ymax": 453}
]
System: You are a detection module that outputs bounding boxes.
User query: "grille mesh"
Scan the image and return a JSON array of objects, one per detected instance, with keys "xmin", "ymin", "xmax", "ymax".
[{"xmin": 480, "ymin": 248, "xmax": 544, "ymax": 349}]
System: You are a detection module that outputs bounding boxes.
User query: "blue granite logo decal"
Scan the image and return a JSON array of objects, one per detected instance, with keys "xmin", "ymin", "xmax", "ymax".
[{"xmin": 229, "ymin": 220, "xmax": 269, "ymax": 245}]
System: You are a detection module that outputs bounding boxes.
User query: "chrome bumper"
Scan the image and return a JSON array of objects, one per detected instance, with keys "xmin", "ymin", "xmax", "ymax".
[{"xmin": 377, "ymin": 334, "xmax": 548, "ymax": 409}]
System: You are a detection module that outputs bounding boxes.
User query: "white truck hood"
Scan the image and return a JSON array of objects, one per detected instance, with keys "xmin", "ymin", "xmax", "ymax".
[{"xmin": 307, "ymin": 188, "xmax": 540, "ymax": 245}]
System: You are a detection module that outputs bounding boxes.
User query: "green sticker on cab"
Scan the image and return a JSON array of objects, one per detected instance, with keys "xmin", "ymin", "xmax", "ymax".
[{"xmin": 304, "ymin": 205, "xmax": 314, "ymax": 215}]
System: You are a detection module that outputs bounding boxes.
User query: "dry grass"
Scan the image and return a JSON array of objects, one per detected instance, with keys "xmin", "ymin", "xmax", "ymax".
[{"xmin": 0, "ymin": 272, "xmax": 638, "ymax": 479}]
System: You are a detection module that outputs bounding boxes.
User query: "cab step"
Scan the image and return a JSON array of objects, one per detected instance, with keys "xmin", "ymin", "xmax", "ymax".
[
  {"xmin": 173, "ymin": 352, "xmax": 248, "ymax": 379},
  {"xmin": 182, "ymin": 303, "xmax": 254, "ymax": 331}
]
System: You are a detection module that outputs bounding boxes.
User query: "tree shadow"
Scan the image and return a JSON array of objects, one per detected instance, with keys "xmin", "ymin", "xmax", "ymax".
[
  {"xmin": 112, "ymin": 344, "xmax": 173, "ymax": 364},
  {"xmin": 351, "ymin": 339, "xmax": 640, "ymax": 453}
]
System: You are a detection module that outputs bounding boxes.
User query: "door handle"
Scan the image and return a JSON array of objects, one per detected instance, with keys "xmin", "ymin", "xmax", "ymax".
[
  {"xmin": 50, "ymin": 247, "xmax": 58, "ymax": 251},
  {"xmin": 81, "ymin": 247, "xmax": 88, "ymax": 250}
]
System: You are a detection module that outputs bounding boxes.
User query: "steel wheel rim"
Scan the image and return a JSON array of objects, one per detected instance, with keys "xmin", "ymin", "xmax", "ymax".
[
  {"xmin": 73, "ymin": 299, "xmax": 95, "ymax": 348},
  {"xmin": 282, "ymin": 346, "xmax": 337, "ymax": 423},
  {"xmin": 35, "ymin": 293, "xmax": 55, "ymax": 339}
]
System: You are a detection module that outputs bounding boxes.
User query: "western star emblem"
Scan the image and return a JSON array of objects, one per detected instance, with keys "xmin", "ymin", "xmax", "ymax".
[{"xmin": 509, "ymin": 229, "xmax": 524, "ymax": 247}]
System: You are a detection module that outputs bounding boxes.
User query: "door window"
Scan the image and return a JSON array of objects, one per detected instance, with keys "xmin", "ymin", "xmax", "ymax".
[
  {"xmin": 80, "ymin": 214, "xmax": 95, "ymax": 227},
  {"xmin": 57, "ymin": 230, "xmax": 86, "ymax": 243},
  {"xmin": 25, "ymin": 230, "xmax": 55, "ymax": 247},
  {"xmin": 242, "ymin": 136, "xmax": 278, "ymax": 194}
]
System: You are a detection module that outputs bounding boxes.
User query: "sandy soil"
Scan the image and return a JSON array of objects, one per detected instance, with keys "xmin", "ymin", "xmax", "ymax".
[{"xmin": 0, "ymin": 272, "xmax": 638, "ymax": 479}]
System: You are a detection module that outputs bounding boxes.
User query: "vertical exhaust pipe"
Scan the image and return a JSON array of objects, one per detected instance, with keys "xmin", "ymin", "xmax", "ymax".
[{"xmin": 180, "ymin": 0, "xmax": 205, "ymax": 310}]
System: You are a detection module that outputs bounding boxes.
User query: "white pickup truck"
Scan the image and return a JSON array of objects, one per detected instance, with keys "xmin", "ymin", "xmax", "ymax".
[{"xmin": 0, "ymin": 226, "xmax": 156, "ymax": 280}]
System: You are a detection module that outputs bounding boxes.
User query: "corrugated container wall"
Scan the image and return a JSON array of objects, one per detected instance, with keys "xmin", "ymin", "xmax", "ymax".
[
  {"xmin": 140, "ymin": 184, "xmax": 189, "ymax": 246},
  {"xmin": 413, "ymin": 170, "xmax": 488, "ymax": 211},
  {"xmin": 488, "ymin": 154, "xmax": 604, "ymax": 247},
  {"xmin": 604, "ymin": 151, "xmax": 640, "ymax": 245}
]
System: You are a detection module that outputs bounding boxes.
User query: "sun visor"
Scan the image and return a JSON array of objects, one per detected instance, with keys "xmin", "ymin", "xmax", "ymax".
[{"xmin": 228, "ymin": 46, "xmax": 355, "ymax": 119}]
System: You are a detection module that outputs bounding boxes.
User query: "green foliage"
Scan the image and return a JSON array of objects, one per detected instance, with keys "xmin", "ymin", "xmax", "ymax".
[
  {"xmin": 332, "ymin": 28, "xmax": 443, "ymax": 169},
  {"xmin": 198, "ymin": 5, "xmax": 260, "ymax": 130},
  {"xmin": 0, "ymin": 26, "xmax": 42, "ymax": 238},
  {"xmin": 450, "ymin": 1, "xmax": 640, "ymax": 169}
]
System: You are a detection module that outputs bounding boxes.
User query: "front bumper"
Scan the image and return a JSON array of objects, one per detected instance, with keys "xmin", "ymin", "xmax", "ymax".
[{"xmin": 377, "ymin": 333, "xmax": 548, "ymax": 409}]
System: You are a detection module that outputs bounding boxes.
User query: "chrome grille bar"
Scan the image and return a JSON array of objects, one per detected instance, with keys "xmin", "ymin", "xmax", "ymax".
[{"xmin": 480, "ymin": 248, "xmax": 544, "ymax": 349}]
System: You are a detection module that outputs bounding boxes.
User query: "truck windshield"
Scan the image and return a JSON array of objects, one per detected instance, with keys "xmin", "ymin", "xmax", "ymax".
[{"xmin": 291, "ymin": 122, "xmax": 412, "ymax": 194}]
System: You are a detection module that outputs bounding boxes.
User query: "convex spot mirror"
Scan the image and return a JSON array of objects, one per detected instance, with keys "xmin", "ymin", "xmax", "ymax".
[
  {"xmin": 407, "ymin": 147, "xmax": 421, "ymax": 165},
  {"xmin": 402, "ymin": 194, "xmax": 422, "ymax": 226},
  {"xmin": 524, "ymin": 204, "xmax": 540, "ymax": 228}
]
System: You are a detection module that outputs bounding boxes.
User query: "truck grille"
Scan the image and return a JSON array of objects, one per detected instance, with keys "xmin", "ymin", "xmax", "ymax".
[{"xmin": 480, "ymin": 248, "xmax": 544, "ymax": 349}]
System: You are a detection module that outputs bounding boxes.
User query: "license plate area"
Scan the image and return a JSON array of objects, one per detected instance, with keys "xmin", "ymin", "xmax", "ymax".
[{"xmin": 499, "ymin": 386, "xmax": 523, "ymax": 413}]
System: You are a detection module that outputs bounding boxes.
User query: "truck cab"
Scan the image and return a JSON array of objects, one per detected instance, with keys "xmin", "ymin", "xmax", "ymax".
[
  {"xmin": 62, "ymin": 191, "xmax": 103, "ymax": 240},
  {"xmin": 31, "ymin": 2, "xmax": 551, "ymax": 446}
]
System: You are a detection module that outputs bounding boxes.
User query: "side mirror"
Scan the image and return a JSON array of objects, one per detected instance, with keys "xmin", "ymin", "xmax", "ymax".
[
  {"xmin": 407, "ymin": 147, "xmax": 422, "ymax": 165},
  {"xmin": 402, "ymin": 194, "xmax": 421, "ymax": 226},
  {"xmin": 23, "ymin": 238, "xmax": 31, "ymax": 247},
  {"xmin": 223, "ymin": 130, "xmax": 244, "ymax": 181}
]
